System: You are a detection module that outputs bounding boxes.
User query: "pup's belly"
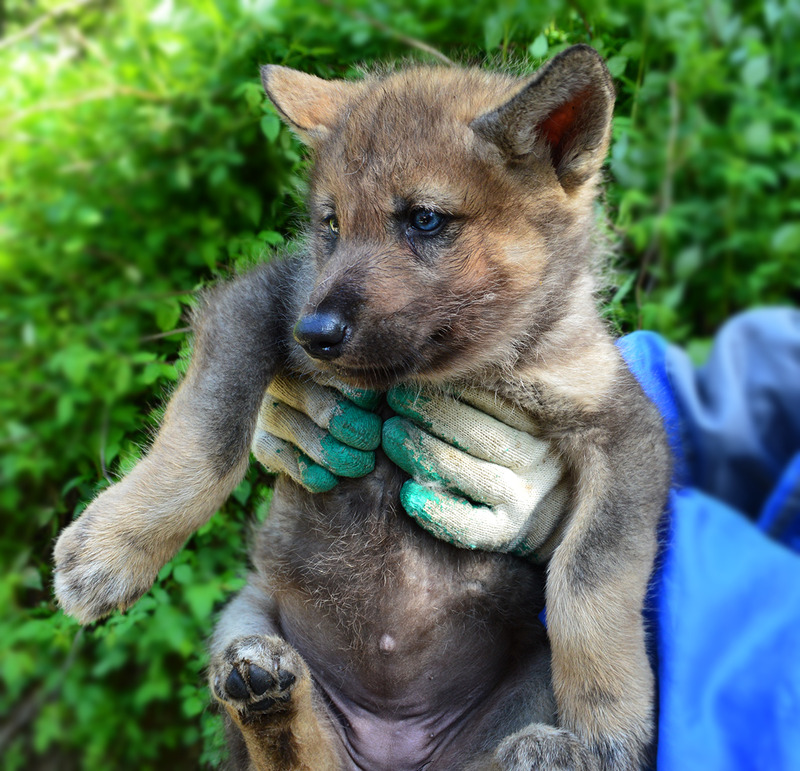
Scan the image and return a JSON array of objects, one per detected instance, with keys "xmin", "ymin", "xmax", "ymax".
[
  {"xmin": 262, "ymin": 460, "xmax": 547, "ymax": 770},
  {"xmin": 278, "ymin": 579, "xmax": 539, "ymax": 770}
]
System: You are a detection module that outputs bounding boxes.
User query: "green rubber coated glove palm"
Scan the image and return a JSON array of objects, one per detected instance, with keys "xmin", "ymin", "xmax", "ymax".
[
  {"xmin": 252, "ymin": 374, "xmax": 381, "ymax": 492},
  {"xmin": 382, "ymin": 384, "xmax": 568, "ymax": 561}
]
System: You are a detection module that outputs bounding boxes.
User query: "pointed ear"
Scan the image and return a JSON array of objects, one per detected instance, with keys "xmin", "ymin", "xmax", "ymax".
[
  {"xmin": 260, "ymin": 65, "xmax": 366, "ymax": 143},
  {"xmin": 471, "ymin": 45, "xmax": 615, "ymax": 191}
]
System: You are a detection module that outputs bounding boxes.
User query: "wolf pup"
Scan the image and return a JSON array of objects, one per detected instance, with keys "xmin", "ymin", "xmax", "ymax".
[{"xmin": 54, "ymin": 45, "xmax": 670, "ymax": 770}]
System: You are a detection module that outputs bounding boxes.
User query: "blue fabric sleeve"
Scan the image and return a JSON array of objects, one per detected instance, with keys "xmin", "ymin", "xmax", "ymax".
[
  {"xmin": 655, "ymin": 487, "xmax": 800, "ymax": 771},
  {"xmin": 663, "ymin": 308, "xmax": 800, "ymax": 526},
  {"xmin": 618, "ymin": 311, "xmax": 800, "ymax": 771}
]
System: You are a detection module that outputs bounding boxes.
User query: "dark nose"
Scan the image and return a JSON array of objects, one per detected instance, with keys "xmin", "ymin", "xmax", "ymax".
[{"xmin": 293, "ymin": 311, "xmax": 348, "ymax": 360}]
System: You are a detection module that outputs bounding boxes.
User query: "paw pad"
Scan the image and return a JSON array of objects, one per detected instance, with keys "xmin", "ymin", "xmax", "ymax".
[{"xmin": 211, "ymin": 636, "xmax": 301, "ymax": 715}]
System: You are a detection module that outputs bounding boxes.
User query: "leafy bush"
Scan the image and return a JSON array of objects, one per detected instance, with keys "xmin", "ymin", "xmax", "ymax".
[{"xmin": 1, "ymin": 0, "xmax": 797, "ymax": 767}]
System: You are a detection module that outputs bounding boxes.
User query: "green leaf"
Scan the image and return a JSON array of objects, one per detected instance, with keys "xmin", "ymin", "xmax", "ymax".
[
  {"xmin": 609, "ymin": 271, "xmax": 636, "ymax": 306},
  {"xmin": 241, "ymin": 81, "xmax": 264, "ymax": 112},
  {"xmin": 772, "ymin": 224, "xmax": 800, "ymax": 254},
  {"xmin": 155, "ymin": 299, "xmax": 183, "ymax": 332},
  {"xmin": 76, "ymin": 207, "xmax": 103, "ymax": 227},
  {"xmin": 741, "ymin": 55, "xmax": 770, "ymax": 88},
  {"xmin": 743, "ymin": 121, "xmax": 772, "ymax": 155},
  {"xmin": 260, "ymin": 115, "xmax": 281, "ymax": 142},
  {"xmin": 686, "ymin": 338, "xmax": 713, "ymax": 366},
  {"xmin": 674, "ymin": 246, "xmax": 702, "ymax": 280},
  {"xmin": 173, "ymin": 564, "xmax": 193, "ymax": 585},
  {"xmin": 483, "ymin": 13, "xmax": 504, "ymax": 51},
  {"xmin": 605, "ymin": 55, "xmax": 628, "ymax": 78},
  {"xmin": 184, "ymin": 583, "xmax": 218, "ymax": 620},
  {"xmin": 257, "ymin": 230, "xmax": 284, "ymax": 245},
  {"xmin": 182, "ymin": 692, "xmax": 206, "ymax": 718},
  {"xmin": 232, "ymin": 479, "xmax": 252, "ymax": 505},
  {"xmin": 528, "ymin": 34, "xmax": 548, "ymax": 58}
]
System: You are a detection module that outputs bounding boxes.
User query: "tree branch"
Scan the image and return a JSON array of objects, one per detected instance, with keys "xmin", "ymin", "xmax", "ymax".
[
  {"xmin": 0, "ymin": 0, "xmax": 99, "ymax": 51},
  {"xmin": 317, "ymin": 0, "xmax": 454, "ymax": 65},
  {"xmin": 139, "ymin": 326, "xmax": 192, "ymax": 343},
  {"xmin": 0, "ymin": 629, "xmax": 85, "ymax": 752},
  {"xmin": 5, "ymin": 86, "xmax": 166, "ymax": 127},
  {"xmin": 635, "ymin": 78, "xmax": 680, "ymax": 317}
]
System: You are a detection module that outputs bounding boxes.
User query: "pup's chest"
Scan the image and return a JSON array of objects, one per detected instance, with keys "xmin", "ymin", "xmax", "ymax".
[{"xmin": 259, "ymin": 451, "xmax": 546, "ymax": 703}]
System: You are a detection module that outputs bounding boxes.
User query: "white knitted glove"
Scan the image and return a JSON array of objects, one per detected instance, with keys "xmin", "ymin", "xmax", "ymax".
[
  {"xmin": 382, "ymin": 384, "xmax": 568, "ymax": 561},
  {"xmin": 252, "ymin": 375, "xmax": 381, "ymax": 492}
]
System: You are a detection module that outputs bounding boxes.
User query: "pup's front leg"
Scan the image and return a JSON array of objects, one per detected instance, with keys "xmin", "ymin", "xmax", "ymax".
[
  {"xmin": 503, "ymin": 432, "xmax": 666, "ymax": 771},
  {"xmin": 209, "ymin": 584, "xmax": 342, "ymax": 771},
  {"xmin": 54, "ymin": 257, "xmax": 300, "ymax": 624}
]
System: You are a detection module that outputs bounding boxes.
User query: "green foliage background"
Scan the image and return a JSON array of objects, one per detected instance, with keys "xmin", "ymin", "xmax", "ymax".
[{"xmin": 1, "ymin": 0, "xmax": 798, "ymax": 767}]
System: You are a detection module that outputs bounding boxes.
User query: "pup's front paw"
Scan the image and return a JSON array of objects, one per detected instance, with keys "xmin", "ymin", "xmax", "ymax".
[
  {"xmin": 54, "ymin": 505, "xmax": 160, "ymax": 625},
  {"xmin": 492, "ymin": 724, "xmax": 598, "ymax": 771},
  {"xmin": 210, "ymin": 635, "xmax": 304, "ymax": 720}
]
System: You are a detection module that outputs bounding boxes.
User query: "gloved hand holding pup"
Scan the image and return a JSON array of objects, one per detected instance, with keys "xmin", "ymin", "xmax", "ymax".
[{"xmin": 253, "ymin": 376, "xmax": 568, "ymax": 560}]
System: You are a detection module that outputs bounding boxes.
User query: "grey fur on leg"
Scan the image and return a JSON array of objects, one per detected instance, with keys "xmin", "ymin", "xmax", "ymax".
[
  {"xmin": 210, "ymin": 634, "xmax": 342, "ymax": 771},
  {"xmin": 209, "ymin": 582, "xmax": 343, "ymax": 771},
  {"xmin": 492, "ymin": 724, "xmax": 599, "ymax": 771},
  {"xmin": 54, "ymin": 256, "xmax": 303, "ymax": 624}
]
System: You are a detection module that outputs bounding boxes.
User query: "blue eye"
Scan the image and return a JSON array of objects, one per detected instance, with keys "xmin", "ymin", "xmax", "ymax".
[{"xmin": 410, "ymin": 208, "xmax": 445, "ymax": 234}]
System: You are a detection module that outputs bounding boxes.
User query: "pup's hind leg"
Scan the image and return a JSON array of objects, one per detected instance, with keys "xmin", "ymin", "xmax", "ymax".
[
  {"xmin": 210, "ymin": 583, "xmax": 342, "ymax": 771},
  {"xmin": 457, "ymin": 625, "xmax": 605, "ymax": 771}
]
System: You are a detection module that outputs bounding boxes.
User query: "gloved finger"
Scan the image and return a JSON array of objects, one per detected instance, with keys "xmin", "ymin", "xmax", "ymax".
[
  {"xmin": 400, "ymin": 479, "xmax": 571, "ymax": 560},
  {"xmin": 259, "ymin": 399, "xmax": 374, "ymax": 478},
  {"xmin": 268, "ymin": 375, "xmax": 381, "ymax": 451},
  {"xmin": 510, "ymin": 479, "xmax": 572, "ymax": 562},
  {"xmin": 383, "ymin": 415, "xmax": 521, "ymax": 506},
  {"xmin": 324, "ymin": 378, "xmax": 382, "ymax": 411},
  {"xmin": 399, "ymin": 480, "xmax": 520, "ymax": 550},
  {"xmin": 387, "ymin": 384, "xmax": 548, "ymax": 470},
  {"xmin": 251, "ymin": 429, "xmax": 338, "ymax": 493},
  {"xmin": 456, "ymin": 386, "xmax": 539, "ymax": 433}
]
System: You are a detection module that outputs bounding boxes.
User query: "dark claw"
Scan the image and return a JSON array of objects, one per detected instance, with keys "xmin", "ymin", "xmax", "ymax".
[
  {"xmin": 277, "ymin": 669, "xmax": 296, "ymax": 691},
  {"xmin": 248, "ymin": 664, "xmax": 275, "ymax": 696},
  {"xmin": 225, "ymin": 666, "xmax": 250, "ymax": 700}
]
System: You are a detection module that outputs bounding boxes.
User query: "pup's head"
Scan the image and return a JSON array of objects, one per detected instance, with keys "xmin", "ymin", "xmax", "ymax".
[{"xmin": 263, "ymin": 46, "xmax": 614, "ymax": 389}]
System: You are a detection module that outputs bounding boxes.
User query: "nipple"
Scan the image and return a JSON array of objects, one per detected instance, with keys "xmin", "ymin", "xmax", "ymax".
[{"xmin": 379, "ymin": 633, "xmax": 396, "ymax": 655}]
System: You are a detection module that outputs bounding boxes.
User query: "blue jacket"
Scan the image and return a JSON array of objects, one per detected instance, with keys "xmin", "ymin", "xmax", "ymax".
[{"xmin": 618, "ymin": 309, "xmax": 800, "ymax": 770}]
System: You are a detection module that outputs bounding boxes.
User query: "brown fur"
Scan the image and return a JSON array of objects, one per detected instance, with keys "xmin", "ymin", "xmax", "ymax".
[{"xmin": 54, "ymin": 46, "xmax": 670, "ymax": 770}]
